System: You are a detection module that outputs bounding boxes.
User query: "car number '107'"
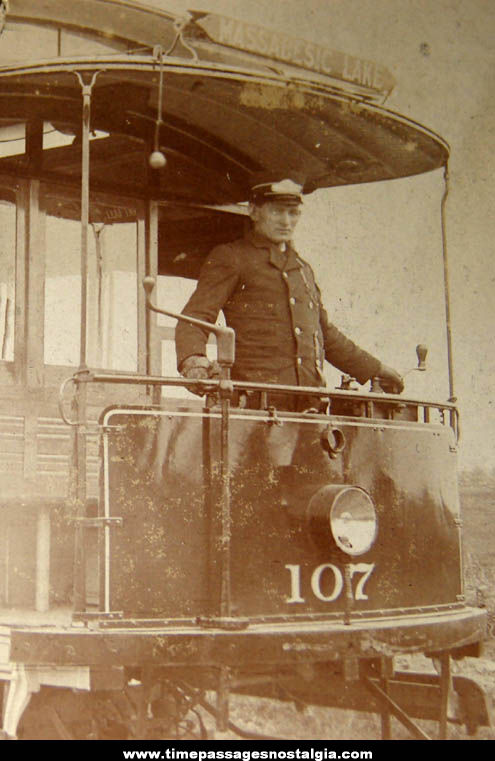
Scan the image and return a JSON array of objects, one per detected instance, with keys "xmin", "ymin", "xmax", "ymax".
[{"xmin": 285, "ymin": 563, "xmax": 375, "ymax": 603}]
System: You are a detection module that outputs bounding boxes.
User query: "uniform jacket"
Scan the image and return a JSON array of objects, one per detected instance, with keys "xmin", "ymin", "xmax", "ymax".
[{"xmin": 175, "ymin": 230, "xmax": 382, "ymax": 388}]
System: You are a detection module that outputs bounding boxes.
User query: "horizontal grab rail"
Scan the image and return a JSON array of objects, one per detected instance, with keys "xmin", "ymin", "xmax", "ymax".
[{"xmin": 60, "ymin": 370, "xmax": 459, "ymax": 412}]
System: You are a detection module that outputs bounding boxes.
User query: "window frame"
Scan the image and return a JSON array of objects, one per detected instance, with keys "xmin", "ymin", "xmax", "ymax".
[{"xmin": 0, "ymin": 180, "xmax": 20, "ymax": 384}]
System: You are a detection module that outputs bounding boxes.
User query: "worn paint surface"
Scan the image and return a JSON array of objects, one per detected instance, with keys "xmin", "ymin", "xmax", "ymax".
[{"xmin": 103, "ymin": 404, "xmax": 461, "ymax": 619}]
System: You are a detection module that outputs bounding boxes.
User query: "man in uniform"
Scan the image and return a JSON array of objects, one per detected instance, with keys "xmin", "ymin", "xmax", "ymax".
[{"xmin": 175, "ymin": 174, "xmax": 403, "ymax": 409}]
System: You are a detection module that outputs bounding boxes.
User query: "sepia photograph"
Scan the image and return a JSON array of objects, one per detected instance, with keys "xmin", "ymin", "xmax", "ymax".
[{"xmin": 0, "ymin": 0, "xmax": 494, "ymax": 744}]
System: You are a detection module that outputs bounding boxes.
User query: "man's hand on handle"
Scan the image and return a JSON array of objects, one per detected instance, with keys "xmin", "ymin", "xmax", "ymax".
[
  {"xmin": 376, "ymin": 363, "xmax": 404, "ymax": 394},
  {"xmin": 180, "ymin": 355, "xmax": 221, "ymax": 396}
]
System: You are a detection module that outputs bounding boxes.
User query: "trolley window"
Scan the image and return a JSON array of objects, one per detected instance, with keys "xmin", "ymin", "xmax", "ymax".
[
  {"xmin": 42, "ymin": 186, "xmax": 141, "ymax": 372},
  {"xmin": 0, "ymin": 191, "xmax": 16, "ymax": 364},
  {"xmin": 0, "ymin": 125, "xmax": 21, "ymax": 367}
]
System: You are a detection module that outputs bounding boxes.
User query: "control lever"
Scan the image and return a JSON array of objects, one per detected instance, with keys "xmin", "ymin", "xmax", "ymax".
[
  {"xmin": 403, "ymin": 344, "xmax": 428, "ymax": 377},
  {"xmin": 370, "ymin": 345, "xmax": 427, "ymax": 394},
  {"xmin": 142, "ymin": 277, "xmax": 235, "ymax": 375}
]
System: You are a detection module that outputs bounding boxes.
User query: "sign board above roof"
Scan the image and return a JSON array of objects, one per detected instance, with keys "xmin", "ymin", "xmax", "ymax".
[{"xmin": 195, "ymin": 13, "xmax": 395, "ymax": 100}]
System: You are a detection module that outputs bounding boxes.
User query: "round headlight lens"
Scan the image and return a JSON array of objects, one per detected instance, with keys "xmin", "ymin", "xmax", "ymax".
[{"xmin": 308, "ymin": 485, "xmax": 377, "ymax": 556}]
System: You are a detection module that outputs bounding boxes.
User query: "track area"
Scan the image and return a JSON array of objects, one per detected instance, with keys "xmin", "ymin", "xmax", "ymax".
[
  {"xmin": 203, "ymin": 665, "xmax": 495, "ymax": 741},
  {"xmin": 15, "ymin": 650, "xmax": 495, "ymax": 741}
]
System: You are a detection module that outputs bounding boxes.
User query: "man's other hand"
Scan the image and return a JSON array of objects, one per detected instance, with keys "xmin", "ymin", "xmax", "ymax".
[{"xmin": 377, "ymin": 363, "xmax": 404, "ymax": 394}]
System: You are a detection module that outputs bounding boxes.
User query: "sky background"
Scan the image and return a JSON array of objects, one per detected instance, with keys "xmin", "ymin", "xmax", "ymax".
[{"xmin": 151, "ymin": 1, "xmax": 494, "ymax": 469}]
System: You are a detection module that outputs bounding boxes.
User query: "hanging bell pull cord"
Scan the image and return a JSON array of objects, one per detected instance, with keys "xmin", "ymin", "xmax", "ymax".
[{"xmin": 149, "ymin": 45, "xmax": 167, "ymax": 169}]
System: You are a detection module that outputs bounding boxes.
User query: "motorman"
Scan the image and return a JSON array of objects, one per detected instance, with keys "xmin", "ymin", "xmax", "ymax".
[{"xmin": 175, "ymin": 173, "xmax": 403, "ymax": 410}]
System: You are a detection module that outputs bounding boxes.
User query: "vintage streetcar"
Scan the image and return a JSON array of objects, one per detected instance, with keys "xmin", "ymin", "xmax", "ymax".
[{"xmin": 0, "ymin": 0, "xmax": 490, "ymax": 740}]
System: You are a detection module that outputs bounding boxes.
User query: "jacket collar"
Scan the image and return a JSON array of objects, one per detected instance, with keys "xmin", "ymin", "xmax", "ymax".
[{"xmin": 246, "ymin": 229, "xmax": 301, "ymax": 271}]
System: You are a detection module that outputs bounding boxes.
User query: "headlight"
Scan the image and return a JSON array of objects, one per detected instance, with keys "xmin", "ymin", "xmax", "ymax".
[{"xmin": 307, "ymin": 485, "xmax": 377, "ymax": 556}]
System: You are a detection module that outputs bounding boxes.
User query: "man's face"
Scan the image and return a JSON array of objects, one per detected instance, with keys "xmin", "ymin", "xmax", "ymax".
[{"xmin": 250, "ymin": 201, "xmax": 302, "ymax": 244}]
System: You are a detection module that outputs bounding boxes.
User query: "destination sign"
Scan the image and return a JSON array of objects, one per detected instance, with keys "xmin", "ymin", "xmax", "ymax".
[{"xmin": 196, "ymin": 14, "xmax": 395, "ymax": 97}]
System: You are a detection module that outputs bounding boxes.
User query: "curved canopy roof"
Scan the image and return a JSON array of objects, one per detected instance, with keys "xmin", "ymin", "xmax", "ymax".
[{"xmin": 0, "ymin": 1, "xmax": 449, "ymax": 205}]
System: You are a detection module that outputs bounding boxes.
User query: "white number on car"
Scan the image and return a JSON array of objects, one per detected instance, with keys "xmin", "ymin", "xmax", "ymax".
[{"xmin": 285, "ymin": 562, "xmax": 375, "ymax": 604}]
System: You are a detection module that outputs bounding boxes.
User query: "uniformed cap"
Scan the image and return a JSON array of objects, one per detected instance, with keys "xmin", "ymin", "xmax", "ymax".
[{"xmin": 250, "ymin": 172, "xmax": 304, "ymax": 205}]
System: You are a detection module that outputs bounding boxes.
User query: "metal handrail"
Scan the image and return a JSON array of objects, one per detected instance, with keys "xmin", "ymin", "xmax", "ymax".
[
  {"xmin": 58, "ymin": 368, "xmax": 460, "ymax": 422},
  {"xmin": 61, "ymin": 370, "xmax": 458, "ymax": 408}
]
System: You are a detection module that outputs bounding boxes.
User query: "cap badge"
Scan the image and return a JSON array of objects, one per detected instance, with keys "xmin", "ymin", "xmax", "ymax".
[{"xmin": 270, "ymin": 179, "xmax": 303, "ymax": 194}]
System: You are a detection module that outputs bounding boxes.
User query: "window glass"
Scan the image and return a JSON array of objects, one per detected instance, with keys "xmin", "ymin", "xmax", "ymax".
[
  {"xmin": 157, "ymin": 276, "xmax": 195, "ymax": 398},
  {"xmin": 42, "ymin": 123, "xmax": 108, "ymax": 152},
  {"xmin": 156, "ymin": 275, "xmax": 225, "ymax": 398},
  {"xmin": 43, "ymin": 189, "xmax": 139, "ymax": 370},
  {"xmin": 44, "ymin": 215, "xmax": 82, "ymax": 367},
  {"xmin": 156, "ymin": 275, "xmax": 197, "ymax": 331},
  {"xmin": 0, "ymin": 199, "xmax": 16, "ymax": 361},
  {"xmin": 0, "ymin": 122, "xmax": 25, "ymax": 159},
  {"xmin": 91, "ymin": 222, "xmax": 138, "ymax": 371}
]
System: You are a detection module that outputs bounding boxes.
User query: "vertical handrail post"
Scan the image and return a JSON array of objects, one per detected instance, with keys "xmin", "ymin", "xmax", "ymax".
[
  {"xmin": 440, "ymin": 164, "xmax": 457, "ymax": 431},
  {"xmin": 218, "ymin": 372, "xmax": 232, "ymax": 619},
  {"xmin": 72, "ymin": 70, "xmax": 102, "ymax": 613}
]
